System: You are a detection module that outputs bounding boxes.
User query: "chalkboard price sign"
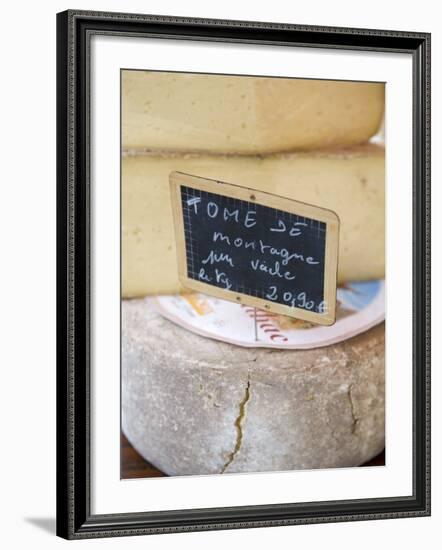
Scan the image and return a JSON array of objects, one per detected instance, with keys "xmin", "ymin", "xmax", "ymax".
[{"xmin": 170, "ymin": 172, "xmax": 339, "ymax": 325}]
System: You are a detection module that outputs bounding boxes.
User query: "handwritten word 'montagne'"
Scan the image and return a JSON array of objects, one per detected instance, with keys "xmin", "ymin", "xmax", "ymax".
[{"xmin": 213, "ymin": 231, "xmax": 320, "ymax": 266}]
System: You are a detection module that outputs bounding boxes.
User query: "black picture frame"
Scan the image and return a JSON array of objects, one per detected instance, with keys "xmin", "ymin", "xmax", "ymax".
[{"xmin": 56, "ymin": 9, "xmax": 431, "ymax": 539}]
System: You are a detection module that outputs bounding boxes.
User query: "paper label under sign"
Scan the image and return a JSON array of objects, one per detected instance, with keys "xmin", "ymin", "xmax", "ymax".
[{"xmin": 150, "ymin": 280, "xmax": 384, "ymax": 350}]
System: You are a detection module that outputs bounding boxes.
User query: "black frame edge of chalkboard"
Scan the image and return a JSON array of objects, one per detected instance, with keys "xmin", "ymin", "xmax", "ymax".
[{"xmin": 56, "ymin": 10, "xmax": 431, "ymax": 540}]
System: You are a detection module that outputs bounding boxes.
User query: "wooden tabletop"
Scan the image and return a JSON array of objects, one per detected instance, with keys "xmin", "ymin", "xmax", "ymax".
[{"xmin": 121, "ymin": 432, "xmax": 385, "ymax": 479}]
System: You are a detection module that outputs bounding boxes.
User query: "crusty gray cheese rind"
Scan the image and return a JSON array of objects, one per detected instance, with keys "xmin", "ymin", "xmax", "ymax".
[
  {"xmin": 122, "ymin": 299, "xmax": 385, "ymax": 476},
  {"xmin": 122, "ymin": 70, "xmax": 384, "ymax": 154}
]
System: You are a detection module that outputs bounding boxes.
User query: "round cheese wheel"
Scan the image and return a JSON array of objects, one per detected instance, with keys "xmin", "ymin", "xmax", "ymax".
[
  {"xmin": 122, "ymin": 299, "xmax": 385, "ymax": 476},
  {"xmin": 122, "ymin": 71, "xmax": 384, "ymax": 153}
]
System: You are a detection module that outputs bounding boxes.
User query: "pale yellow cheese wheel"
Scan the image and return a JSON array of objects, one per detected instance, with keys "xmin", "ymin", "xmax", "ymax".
[
  {"xmin": 122, "ymin": 70, "xmax": 384, "ymax": 154},
  {"xmin": 122, "ymin": 145, "xmax": 384, "ymax": 298}
]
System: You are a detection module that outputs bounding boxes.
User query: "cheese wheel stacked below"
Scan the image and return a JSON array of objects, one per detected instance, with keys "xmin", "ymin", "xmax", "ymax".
[{"xmin": 122, "ymin": 300, "xmax": 385, "ymax": 475}]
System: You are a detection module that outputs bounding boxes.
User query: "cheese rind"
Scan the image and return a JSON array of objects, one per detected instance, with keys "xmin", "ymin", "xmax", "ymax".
[
  {"xmin": 122, "ymin": 71, "xmax": 384, "ymax": 153},
  {"xmin": 122, "ymin": 145, "xmax": 385, "ymax": 298},
  {"xmin": 122, "ymin": 299, "xmax": 385, "ymax": 475}
]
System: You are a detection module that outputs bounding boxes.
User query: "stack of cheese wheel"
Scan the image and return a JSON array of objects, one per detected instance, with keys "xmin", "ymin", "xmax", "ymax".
[{"xmin": 122, "ymin": 71, "xmax": 385, "ymax": 476}]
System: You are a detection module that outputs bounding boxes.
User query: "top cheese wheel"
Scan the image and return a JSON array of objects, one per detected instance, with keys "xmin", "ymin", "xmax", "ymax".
[{"xmin": 122, "ymin": 70, "xmax": 384, "ymax": 154}]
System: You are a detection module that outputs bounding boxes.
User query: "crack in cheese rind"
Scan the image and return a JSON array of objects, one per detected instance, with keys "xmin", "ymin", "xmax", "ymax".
[
  {"xmin": 122, "ymin": 71, "xmax": 384, "ymax": 154},
  {"xmin": 122, "ymin": 145, "xmax": 385, "ymax": 298},
  {"xmin": 122, "ymin": 301, "xmax": 385, "ymax": 474}
]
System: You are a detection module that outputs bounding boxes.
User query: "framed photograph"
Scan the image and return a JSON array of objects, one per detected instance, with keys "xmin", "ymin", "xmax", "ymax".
[{"xmin": 56, "ymin": 9, "xmax": 430, "ymax": 539}]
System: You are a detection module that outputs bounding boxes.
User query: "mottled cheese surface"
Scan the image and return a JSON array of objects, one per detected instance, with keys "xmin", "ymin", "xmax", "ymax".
[
  {"xmin": 122, "ymin": 300, "xmax": 385, "ymax": 475},
  {"xmin": 122, "ymin": 71, "xmax": 384, "ymax": 154}
]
